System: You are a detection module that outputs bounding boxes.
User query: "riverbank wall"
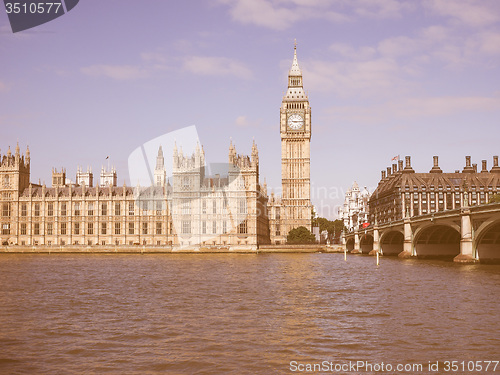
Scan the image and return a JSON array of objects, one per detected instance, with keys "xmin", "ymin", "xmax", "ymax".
[{"xmin": 0, "ymin": 244, "xmax": 344, "ymax": 254}]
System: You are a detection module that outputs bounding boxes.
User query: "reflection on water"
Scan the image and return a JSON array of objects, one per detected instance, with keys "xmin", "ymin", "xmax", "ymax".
[{"xmin": 0, "ymin": 254, "xmax": 498, "ymax": 374}]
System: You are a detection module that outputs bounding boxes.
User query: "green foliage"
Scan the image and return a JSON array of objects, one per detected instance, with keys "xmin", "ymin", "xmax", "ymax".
[
  {"xmin": 489, "ymin": 194, "xmax": 500, "ymax": 203},
  {"xmin": 312, "ymin": 217, "xmax": 347, "ymax": 244},
  {"xmin": 287, "ymin": 226, "xmax": 317, "ymax": 244}
]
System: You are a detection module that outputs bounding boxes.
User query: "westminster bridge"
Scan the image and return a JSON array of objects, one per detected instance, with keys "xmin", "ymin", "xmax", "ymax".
[{"xmin": 343, "ymin": 202, "xmax": 500, "ymax": 263}]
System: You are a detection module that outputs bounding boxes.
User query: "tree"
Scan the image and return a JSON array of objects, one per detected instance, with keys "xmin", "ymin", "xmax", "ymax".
[
  {"xmin": 287, "ymin": 226, "xmax": 317, "ymax": 244},
  {"xmin": 489, "ymin": 194, "xmax": 500, "ymax": 203},
  {"xmin": 312, "ymin": 217, "xmax": 346, "ymax": 244}
]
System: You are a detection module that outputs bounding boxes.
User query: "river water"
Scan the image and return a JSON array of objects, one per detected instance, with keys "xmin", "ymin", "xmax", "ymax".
[{"xmin": 0, "ymin": 253, "xmax": 498, "ymax": 374}]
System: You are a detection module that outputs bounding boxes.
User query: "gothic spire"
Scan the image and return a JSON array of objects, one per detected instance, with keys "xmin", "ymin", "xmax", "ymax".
[
  {"xmin": 289, "ymin": 39, "xmax": 302, "ymax": 77},
  {"xmin": 156, "ymin": 145, "xmax": 164, "ymax": 170}
]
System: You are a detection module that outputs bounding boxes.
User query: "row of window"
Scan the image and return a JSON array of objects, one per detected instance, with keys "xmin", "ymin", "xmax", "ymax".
[
  {"xmin": 405, "ymin": 193, "xmax": 491, "ymax": 209},
  {"xmin": 201, "ymin": 220, "xmax": 227, "ymax": 235},
  {"xmin": 403, "ymin": 185, "xmax": 500, "ymax": 192},
  {"xmin": 286, "ymin": 102, "xmax": 305, "ymax": 109},
  {"xmin": 16, "ymin": 222, "xmax": 169, "ymax": 236},
  {"xmin": 376, "ymin": 198, "xmax": 488, "ymax": 222},
  {"xmin": 289, "ymin": 77, "xmax": 302, "ymax": 86},
  {"xmin": 405, "ymin": 191, "xmax": 493, "ymax": 199},
  {"xmin": 197, "ymin": 199, "xmax": 246, "ymax": 214},
  {"xmin": 2, "ymin": 200, "xmax": 248, "ymax": 218},
  {"xmin": 6, "ymin": 220, "xmax": 249, "ymax": 236},
  {"xmin": 6, "ymin": 202, "xmax": 166, "ymax": 217},
  {"xmin": 180, "ymin": 220, "xmax": 248, "ymax": 235}
]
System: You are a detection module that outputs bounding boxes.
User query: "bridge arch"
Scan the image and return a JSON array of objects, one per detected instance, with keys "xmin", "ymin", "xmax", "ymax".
[
  {"xmin": 413, "ymin": 224, "xmax": 460, "ymax": 259},
  {"xmin": 475, "ymin": 220, "xmax": 500, "ymax": 263},
  {"xmin": 413, "ymin": 222, "xmax": 461, "ymax": 240},
  {"xmin": 360, "ymin": 234, "xmax": 374, "ymax": 254},
  {"xmin": 379, "ymin": 230, "xmax": 403, "ymax": 256}
]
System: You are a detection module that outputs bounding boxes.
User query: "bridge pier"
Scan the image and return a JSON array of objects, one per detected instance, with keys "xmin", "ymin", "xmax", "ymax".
[
  {"xmin": 398, "ymin": 217, "xmax": 413, "ymax": 258},
  {"xmin": 369, "ymin": 226, "xmax": 380, "ymax": 255},
  {"xmin": 352, "ymin": 230, "xmax": 361, "ymax": 254},
  {"xmin": 454, "ymin": 208, "xmax": 476, "ymax": 263}
]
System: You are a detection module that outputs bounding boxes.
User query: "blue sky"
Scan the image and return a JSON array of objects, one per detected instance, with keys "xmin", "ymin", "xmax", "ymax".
[{"xmin": 1, "ymin": 0, "xmax": 499, "ymax": 218}]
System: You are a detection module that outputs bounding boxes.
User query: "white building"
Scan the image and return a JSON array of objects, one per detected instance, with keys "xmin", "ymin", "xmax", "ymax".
[
  {"xmin": 338, "ymin": 181, "xmax": 370, "ymax": 231},
  {"xmin": 76, "ymin": 166, "xmax": 93, "ymax": 187},
  {"xmin": 100, "ymin": 166, "xmax": 117, "ymax": 187}
]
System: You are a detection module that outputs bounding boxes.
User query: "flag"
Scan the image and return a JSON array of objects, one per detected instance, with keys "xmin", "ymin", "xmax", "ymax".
[
  {"xmin": 391, "ymin": 155, "xmax": 400, "ymax": 161},
  {"xmin": 362, "ymin": 222, "xmax": 370, "ymax": 229}
]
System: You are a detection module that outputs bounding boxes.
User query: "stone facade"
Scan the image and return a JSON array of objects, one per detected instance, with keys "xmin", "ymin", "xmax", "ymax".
[
  {"xmin": 168, "ymin": 141, "xmax": 269, "ymax": 248},
  {"xmin": 0, "ymin": 141, "xmax": 270, "ymax": 248},
  {"xmin": 268, "ymin": 43, "xmax": 313, "ymax": 243},
  {"xmin": 369, "ymin": 155, "xmax": 500, "ymax": 224},
  {"xmin": 267, "ymin": 192, "xmax": 285, "ymax": 244}
]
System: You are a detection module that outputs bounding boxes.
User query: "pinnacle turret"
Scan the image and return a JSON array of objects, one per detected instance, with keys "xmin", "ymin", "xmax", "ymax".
[
  {"xmin": 289, "ymin": 40, "xmax": 302, "ymax": 77},
  {"xmin": 285, "ymin": 41, "xmax": 306, "ymax": 93},
  {"xmin": 156, "ymin": 145, "xmax": 165, "ymax": 170}
]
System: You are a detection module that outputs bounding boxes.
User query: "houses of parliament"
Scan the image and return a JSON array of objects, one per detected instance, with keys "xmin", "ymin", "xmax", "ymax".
[{"xmin": 0, "ymin": 45, "xmax": 312, "ymax": 248}]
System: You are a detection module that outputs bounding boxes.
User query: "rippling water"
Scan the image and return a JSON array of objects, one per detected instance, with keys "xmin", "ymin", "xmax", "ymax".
[{"xmin": 0, "ymin": 253, "xmax": 499, "ymax": 374}]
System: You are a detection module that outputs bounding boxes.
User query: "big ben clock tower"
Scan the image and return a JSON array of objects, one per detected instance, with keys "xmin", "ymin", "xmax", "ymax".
[{"xmin": 280, "ymin": 42, "xmax": 312, "ymax": 235}]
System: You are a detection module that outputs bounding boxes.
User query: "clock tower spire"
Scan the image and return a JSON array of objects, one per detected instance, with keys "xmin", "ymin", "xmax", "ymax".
[{"xmin": 279, "ymin": 42, "xmax": 312, "ymax": 237}]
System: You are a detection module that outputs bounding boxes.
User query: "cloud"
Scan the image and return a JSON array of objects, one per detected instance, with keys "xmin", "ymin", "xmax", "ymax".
[
  {"xmin": 468, "ymin": 31, "xmax": 500, "ymax": 56},
  {"xmin": 325, "ymin": 18, "xmax": 500, "ymax": 92},
  {"xmin": 378, "ymin": 35, "xmax": 426, "ymax": 59},
  {"xmin": 234, "ymin": 115, "xmax": 262, "ymax": 128},
  {"xmin": 235, "ymin": 116, "xmax": 249, "ymax": 127},
  {"xmin": 218, "ymin": 0, "xmax": 415, "ymax": 30},
  {"xmin": 0, "ymin": 81, "xmax": 8, "ymax": 92},
  {"xmin": 81, "ymin": 64, "xmax": 149, "ymax": 80},
  {"xmin": 218, "ymin": 0, "xmax": 348, "ymax": 30},
  {"xmin": 394, "ymin": 96, "xmax": 500, "ymax": 117},
  {"xmin": 326, "ymin": 96, "xmax": 500, "ymax": 124},
  {"xmin": 81, "ymin": 52, "xmax": 250, "ymax": 82},
  {"xmin": 140, "ymin": 51, "xmax": 168, "ymax": 64},
  {"xmin": 0, "ymin": 24, "xmax": 12, "ymax": 34},
  {"xmin": 301, "ymin": 57, "xmax": 415, "ymax": 98},
  {"xmin": 222, "ymin": 0, "xmax": 297, "ymax": 30},
  {"xmin": 424, "ymin": 0, "xmax": 500, "ymax": 27},
  {"xmin": 329, "ymin": 43, "xmax": 377, "ymax": 60},
  {"xmin": 378, "ymin": 25, "xmax": 500, "ymax": 69},
  {"xmin": 183, "ymin": 56, "xmax": 252, "ymax": 79},
  {"xmin": 353, "ymin": 0, "xmax": 414, "ymax": 19}
]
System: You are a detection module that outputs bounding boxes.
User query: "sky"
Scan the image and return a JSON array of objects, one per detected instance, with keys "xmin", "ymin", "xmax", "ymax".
[{"xmin": 1, "ymin": 0, "xmax": 499, "ymax": 219}]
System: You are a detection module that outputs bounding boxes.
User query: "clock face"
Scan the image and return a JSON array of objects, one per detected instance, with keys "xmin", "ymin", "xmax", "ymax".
[{"xmin": 287, "ymin": 114, "xmax": 304, "ymax": 130}]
